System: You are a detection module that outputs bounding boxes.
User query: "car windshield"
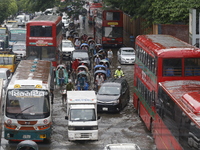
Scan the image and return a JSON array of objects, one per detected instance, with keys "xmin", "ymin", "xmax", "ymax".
[
  {"xmin": 62, "ymin": 42, "xmax": 73, "ymax": 47},
  {"xmin": 0, "ymin": 73, "xmax": 6, "ymax": 79},
  {"xmin": 70, "ymin": 109, "xmax": 96, "ymax": 121},
  {"xmin": 12, "ymin": 45, "xmax": 26, "ymax": 51},
  {"xmin": 121, "ymin": 49, "xmax": 135, "ymax": 55},
  {"xmin": 98, "ymin": 85, "xmax": 120, "ymax": 95}
]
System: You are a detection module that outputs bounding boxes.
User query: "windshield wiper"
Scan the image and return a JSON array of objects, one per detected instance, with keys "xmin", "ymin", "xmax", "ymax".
[{"xmin": 15, "ymin": 105, "xmax": 34, "ymax": 117}]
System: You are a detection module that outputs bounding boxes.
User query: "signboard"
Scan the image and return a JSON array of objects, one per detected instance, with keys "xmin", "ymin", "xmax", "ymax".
[{"xmin": 107, "ymin": 22, "xmax": 118, "ymax": 26}]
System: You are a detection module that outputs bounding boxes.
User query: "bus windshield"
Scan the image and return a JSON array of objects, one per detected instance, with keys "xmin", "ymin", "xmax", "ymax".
[
  {"xmin": 103, "ymin": 27, "xmax": 123, "ymax": 38},
  {"xmin": 0, "ymin": 57, "xmax": 13, "ymax": 65},
  {"xmin": 27, "ymin": 46, "xmax": 56, "ymax": 61},
  {"xmin": 6, "ymin": 89, "xmax": 50, "ymax": 119},
  {"xmin": 70, "ymin": 109, "xmax": 96, "ymax": 121},
  {"xmin": 10, "ymin": 32, "xmax": 26, "ymax": 41},
  {"xmin": 30, "ymin": 26, "xmax": 52, "ymax": 37}
]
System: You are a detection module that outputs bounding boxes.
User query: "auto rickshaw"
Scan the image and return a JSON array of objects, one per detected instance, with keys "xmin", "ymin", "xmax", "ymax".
[
  {"xmin": 55, "ymin": 64, "xmax": 68, "ymax": 87},
  {"xmin": 94, "ymin": 69, "xmax": 107, "ymax": 92},
  {"xmin": 80, "ymin": 43, "xmax": 89, "ymax": 51},
  {"xmin": 16, "ymin": 140, "xmax": 38, "ymax": 150},
  {"xmin": 76, "ymin": 71, "xmax": 90, "ymax": 90},
  {"xmin": 99, "ymin": 59, "xmax": 111, "ymax": 78}
]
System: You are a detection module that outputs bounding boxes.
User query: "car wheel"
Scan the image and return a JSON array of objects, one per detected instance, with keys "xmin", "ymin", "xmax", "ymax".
[{"xmin": 119, "ymin": 103, "xmax": 123, "ymax": 112}]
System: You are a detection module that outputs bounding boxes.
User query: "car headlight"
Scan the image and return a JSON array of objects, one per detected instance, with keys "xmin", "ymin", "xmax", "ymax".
[
  {"xmin": 113, "ymin": 99, "xmax": 120, "ymax": 104},
  {"xmin": 91, "ymin": 126, "xmax": 98, "ymax": 130},
  {"xmin": 3, "ymin": 80, "xmax": 7, "ymax": 87},
  {"xmin": 68, "ymin": 126, "xmax": 75, "ymax": 130},
  {"xmin": 121, "ymin": 58, "xmax": 126, "ymax": 61}
]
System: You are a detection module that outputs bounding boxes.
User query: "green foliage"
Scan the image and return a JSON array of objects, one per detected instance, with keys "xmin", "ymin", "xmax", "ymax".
[
  {"xmin": 0, "ymin": 0, "xmax": 18, "ymax": 24},
  {"xmin": 103, "ymin": 0, "xmax": 200, "ymax": 25},
  {"xmin": 26, "ymin": 0, "xmax": 55, "ymax": 12}
]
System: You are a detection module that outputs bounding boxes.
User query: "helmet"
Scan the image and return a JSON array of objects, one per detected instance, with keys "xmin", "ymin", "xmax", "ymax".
[
  {"xmin": 68, "ymin": 79, "xmax": 72, "ymax": 82},
  {"xmin": 117, "ymin": 66, "xmax": 121, "ymax": 69}
]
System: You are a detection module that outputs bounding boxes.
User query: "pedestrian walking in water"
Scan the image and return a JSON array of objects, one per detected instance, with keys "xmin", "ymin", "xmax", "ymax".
[{"xmin": 107, "ymin": 49, "xmax": 113, "ymax": 65}]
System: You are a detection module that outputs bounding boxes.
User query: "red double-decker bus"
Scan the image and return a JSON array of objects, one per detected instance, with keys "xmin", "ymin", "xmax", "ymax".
[
  {"xmin": 156, "ymin": 80, "xmax": 200, "ymax": 150},
  {"xmin": 88, "ymin": 2, "xmax": 102, "ymax": 24},
  {"xmin": 26, "ymin": 15, "xmax": 62, "ymax": 67},
  {"xmin": 133, "ymin": 34, "xmax": 200, "ymax": 149},
  {"xmin": 94, "ymin": 8, "xmax": 123, "ymax": 47}
]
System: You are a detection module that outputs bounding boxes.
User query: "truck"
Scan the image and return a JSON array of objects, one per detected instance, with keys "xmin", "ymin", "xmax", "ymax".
[{"xmin": 65, "ymin": 91, "xmax": 100, "ymax": 141}]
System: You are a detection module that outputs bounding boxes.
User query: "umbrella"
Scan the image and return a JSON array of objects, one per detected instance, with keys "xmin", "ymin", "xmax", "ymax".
[
  {"xmin": 100, "ymin": 59, "xmax": 109, "ymax": 63},
  {"xmin": 77, "ymin": 71, "xmax": 87, "ymax": 76},
  {"xmin": 81, "ymin": 43, "xmax": 89, "ymax": 47},
  {"xmin": 94, "ymin": 65, "xmax": 106, "ymax": 70}
]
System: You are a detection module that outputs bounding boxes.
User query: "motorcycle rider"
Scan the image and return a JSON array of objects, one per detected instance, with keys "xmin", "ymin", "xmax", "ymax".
[{"xmin": 114, "ymin": 66, "xmax": 124, "ymax": 78}]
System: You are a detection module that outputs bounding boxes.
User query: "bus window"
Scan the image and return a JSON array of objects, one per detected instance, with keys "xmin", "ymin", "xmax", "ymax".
[
  {"xmin": 163, "ymin": 58, "xmax": 182, "ymax": 76},
  {"xmin": 185, "ymin": 58, "xmax": 200, "ymax": 76},
  {"xmin": 30, "ymin": 26, "xmax": 52, "ymax": 37},
  {"xmin": 106, "ymin": 12, "xmax": 120, "ymax": 20}
]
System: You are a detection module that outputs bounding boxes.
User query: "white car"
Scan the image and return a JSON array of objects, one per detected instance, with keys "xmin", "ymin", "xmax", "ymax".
[
  {"xmin": 104, "ymin": 143, "xmax": 141, "ymax": 150},
  {"xmin": 62, "ymin": 39, "xmax": 75, "ymax": 59},
  {"xmin": 117, "ymin": 47, "xmax": 135, "ymax": 64},
  {"xmin": 12, "ymin": 41, "xmax": 26, "ymax": 61}
]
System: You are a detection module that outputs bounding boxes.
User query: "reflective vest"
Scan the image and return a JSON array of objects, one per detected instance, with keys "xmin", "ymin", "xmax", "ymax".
[{"xmin": 114, "ymin": 69, "xmax": 124, "ymax": 77}]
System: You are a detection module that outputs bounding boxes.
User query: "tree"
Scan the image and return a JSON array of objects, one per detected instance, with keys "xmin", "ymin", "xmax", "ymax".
[
  {"xmin": 0, "ymin": 0, "xmax": 17, "ymax": 24},
  {"xmin": 26, "ymin": 0, "xmax": 56, "ymax": 12},
  {"xmin": 103, "ymin": 0, "xmax": 200, "ymax": 25}
]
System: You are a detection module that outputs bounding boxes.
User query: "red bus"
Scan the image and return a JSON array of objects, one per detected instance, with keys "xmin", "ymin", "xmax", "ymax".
[
  {"xmin": 26, "ymin": 15, "xmax": 62, "ymax": 67},
  {"xmin": 156, "ymin": 80, "xmax": 200, "ymax": 150},
  {"xmin": 133, "ymin": 34, "xmax": 200, "ymax": 149},
  {"xmin": 94, "ymin": 8, "xmax": 123, "ymax": 47},
  {"xmin": 88, "ymin": 2, "xmax": 102, "ymax": 24}
]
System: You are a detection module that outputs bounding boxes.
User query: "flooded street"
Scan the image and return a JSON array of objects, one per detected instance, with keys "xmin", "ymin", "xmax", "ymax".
[
  {"xmin": 1, "ymin": 49, "xmax": 156, "ymax": 150},
  {"xmin": 1, "ymin": 18, "xmax": 156, "ymax": 150}
]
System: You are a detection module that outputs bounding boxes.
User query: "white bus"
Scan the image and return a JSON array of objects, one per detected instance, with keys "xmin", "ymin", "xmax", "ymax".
[{"xmin": 4, "ymin": 59, "xmax": 54, "ymax": 142}]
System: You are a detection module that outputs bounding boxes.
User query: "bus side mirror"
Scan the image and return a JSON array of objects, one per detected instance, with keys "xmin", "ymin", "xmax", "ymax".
[{"xmin": 65, "ymin": 116, "xmax": 68, "ymax": 120}]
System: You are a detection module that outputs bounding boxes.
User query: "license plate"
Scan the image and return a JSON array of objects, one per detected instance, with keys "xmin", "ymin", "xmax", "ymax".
[
  {"xmin": 102, "ymin": 107, "xmax": 108, "ymax": 111},
  {"xmin": 23, "ymin": 135, "xmax": 31, "ymax": 139}
]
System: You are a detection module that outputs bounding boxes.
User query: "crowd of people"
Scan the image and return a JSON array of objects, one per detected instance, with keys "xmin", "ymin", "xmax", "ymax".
[{"xmin": 58, "ymin": 14, "xmax": 126, "ymax": 103}]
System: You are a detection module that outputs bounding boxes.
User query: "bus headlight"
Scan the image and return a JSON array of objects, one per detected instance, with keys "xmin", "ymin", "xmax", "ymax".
[
  {"xmin": 113, "ymin": 99, "xmax": 120, "ymax": 104},
  {"xmin": 91, "ymin": 126, "xmax": 98, "ymax": 130},
  {"xmin": 7, "ymin": 119, "xmax": 12, "ymax": 125}
]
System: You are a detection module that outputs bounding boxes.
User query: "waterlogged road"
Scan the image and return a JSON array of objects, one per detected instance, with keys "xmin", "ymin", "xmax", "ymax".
[
  {"xmin": 1, "ymin": 49, "xmax": 156, "ymax": 150},
  {"xmin": 1, "ymin": 15, "xmax": 156, "ymax": 150}
]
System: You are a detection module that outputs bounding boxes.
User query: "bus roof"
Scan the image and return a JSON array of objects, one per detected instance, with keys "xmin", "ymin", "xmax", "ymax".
[
  {"xmin": 136, "ymin": 34, "xmax": 200, "ymax": 58},
  {"xmin": 27, "ymin": 15, "xmax": 61, "ymax": 24},
  {"xmin": 159, "ymin": 80, "xmax": 200, "ymax": 124},
  {"xmin": 8, "ymin": 59, "xmax": 52, "ymax": 90}
]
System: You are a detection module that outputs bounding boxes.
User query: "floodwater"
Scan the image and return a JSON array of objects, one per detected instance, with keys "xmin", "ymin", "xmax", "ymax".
[{"xmin": 0, "ymin": 14, "xmax": 156, "ymax": 150}]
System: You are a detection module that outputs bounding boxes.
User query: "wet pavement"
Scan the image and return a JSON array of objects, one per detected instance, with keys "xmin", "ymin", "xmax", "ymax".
[{"xmin": 0, "ymin": 14, "xmax": 156, "ymax": 150}]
